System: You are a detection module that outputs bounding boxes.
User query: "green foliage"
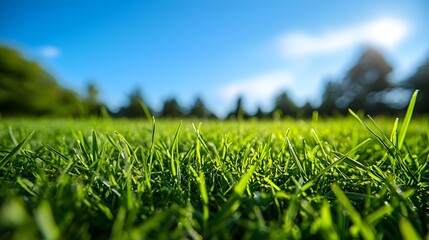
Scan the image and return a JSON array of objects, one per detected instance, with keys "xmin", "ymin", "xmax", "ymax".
[
  {"xmin": 117, "ymin": 89, "xmax": 152, "ymax": 118},
  {"xmin": 188, "ymin": 97, "xmax": 216, "ymax": 119},
  {"xmin": 408, "ymin": 57, "xmax": 429, "ymax": 114},
  {"xmin": 273, "ymin": 91, "xmax": 298, "ymax": 117},
  {"xmin": 319, "ymin": 46, "xmax": 407, "ymax": 116},
  {"xmin": 0, "ymin": 93, "xmax": 428, "ymax": 239},
  {"xmin": 160, "ymin": 97, "xmax": 183, "ymax": 118},
  {"xmin": 0, "ymin": 46, "xmax": 81, "ymax": 117}
]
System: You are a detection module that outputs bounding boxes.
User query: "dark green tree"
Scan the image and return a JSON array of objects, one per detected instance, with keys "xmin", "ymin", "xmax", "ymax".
[
  {"xmin": 318, "ymin": 80, "xmax": 344, "ymax": 115},
  {"xmin": 188, "ymin": 97, "xmax": 216, "ymax": 119},
  {"xmin": 117, "ymin": 89, "xmax": 151, "ymax": 118},
  {"xmin": 318, "ymin": 46, "xmax": 394, "ymax": 115},
  {"xmin": 227, "ymin": 96, "xmax": 247, "ymax": 119},
  {"xmin": 160, "ymin": 97, "xmax": 183, "ymax": 118},
  {"xmin": 341, "ymin": 46, "xmax": 393, "ymax": 114},
  {"xmin": 83, "ymin": 82, "xmax": 106, "ymax": 117},
  {"xmin": 272, "ymin": 91, "xmax": 297, "ymax": 117},
  {"xmin": 299, "ymin": 101, "xmax": 314, "ymax": 118},
  {"xmin": 0, "ymin": 46, "xmax": 80, "ymax": 116},
  {"xmin": 408, "ymin": 57, "xmax": 429, "ymax": 114},
  {"xmin": 253, "ymin": 106, "xmax": 266, "ymax": 119}
]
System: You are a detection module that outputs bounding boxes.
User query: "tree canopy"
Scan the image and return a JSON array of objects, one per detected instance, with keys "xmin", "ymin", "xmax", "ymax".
[
  {"xmin": 408, "ymin": 57, "xmax": 429, "ymax": 114},
  {"xmin": 1, "ymin": 45, "xmax": 428, "ymax": 119},
  {"xmin": 319, "ymin": 47, "xmax": 396, "ymax": 115},
  {"xmin": 0, "ymin": 46, "xmax": 81, "ymax": 116}
]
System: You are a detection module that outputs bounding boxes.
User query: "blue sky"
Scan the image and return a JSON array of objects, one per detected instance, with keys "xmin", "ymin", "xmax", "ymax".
[{"xmin": 1, "ymin": 1, "xmax": 428, "ymax": 117}]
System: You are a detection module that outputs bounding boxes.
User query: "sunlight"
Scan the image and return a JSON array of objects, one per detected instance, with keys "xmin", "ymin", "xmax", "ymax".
[
  {"xmin": 277, "ymin": 17, "xmax": 409, "ymax": 58},
  {"xmin": 366, "ymin": 18, "xmax": 409, "ymax": 49}
]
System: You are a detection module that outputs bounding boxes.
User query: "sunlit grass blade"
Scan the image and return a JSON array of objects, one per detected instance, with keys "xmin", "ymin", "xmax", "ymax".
[
  {"xmin": 390, "ymin": 118, "xmax": 399, "ymax": 146},
  {"xmin": 319, "ymin": 200, "xmax": 339, "ymax": 240},
  {"xmin": 140, "ymin": 101, "xmax": 153, "ymax": 122},
  {"xmin": 0, "ymin": 130, "xmax": 34, "ymax": 169},
  {"xmin": 110, "ymin": 205, "xmax": 126, "ymax": 240},
  {"xmin": 169, "ymin": 121, "xmax": 182, "ymax": 182},
  {"xmin": 311, "ymin": 128, "xmax": 328, "ymax": 162},
  {"xmin": 7, "ymin": 126, "xmax": 18, "ymax": 146},
  {"xmin": 311, "ymin": 138, "xmax": 371, "ymax": 181},
  {"xmin": 16, "ymin": 177, "xmax": 37, "ymax": 196},
  {"xmin": 331, "ymin": 183, "xmax": 375, "ymax": 240},
  {"xmin": 398, "ymin": 90, "xmax": 419, "ymax": 150},
  {"xmin": 198, "ymin": 172, "xmax": 209, "ymax": 229},
  {"xmin": 365, "ymin": 203, "xmax": 394, "ymax": 225},
  {"xmin": 264, "ymin": 177, "xmax": 281, "ymax": 191},
  {"xmin": 35, "ymin": 201, "xmax": 60, "ymax": 240},
  {"xmin": 399, "ymin": 217, "xmax": 422, "ymax": 240},
  {"xmin": 92, "ymin": 130, "xmax": 99, "ymax": 163},
  {"xmin": 286, "ymin": 137, "xmax": 307, "ymax": 179},
  {"xmin": 206, "ymin": 165, "xmax": 257, "ymax": 237},
  {"xmin": 349, "ymin": 109, "xmax": 394, "ymax": 157}
]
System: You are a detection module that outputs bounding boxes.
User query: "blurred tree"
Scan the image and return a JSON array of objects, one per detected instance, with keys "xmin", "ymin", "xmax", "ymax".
[
  {"xmin": 0, "ymin": 46, "xmax": 80, "ymax": 116},
  {"xmin": 272, "ymin": 91, "xmax": 297, "ymax": 117},
  {"xmin": 83, "ymin": 82, "xmax": 107, "ymax": 117},
  {"xmin": 227, "ymin": 96, "xmax": 248, "ymax": 119},
  {"xmin": 87, "ymin": 83, "xmax": 98, "ymax": 103},
  {"xmin": 117, "ymin": 89, "xmax": 151, "ymax": 118},
  {"xmin": 318, "ymin": 80, "xmax": 344, "ymax": 115},
  {"xmin": 408, "ymin": 57, "xmax": 429, "ymax": 114},
  {"xmin": 253, "ymin": 106, "xmax": 266, "ymax": 119},
  {"xmin": 188, "ymin": 97, "xmax": 216, "ymax": 119},
  {"xmin": 299, "ymin": 101, "xmax": 314, "ymax": 118},
  {"xmin": 318, "ymin": 46, "xmax": 394, "ymax": 115},
  {"xmin": 341, "ymin": 46, "xmax": 393, "ymax": 114},
  {"xmin": 160, "ymin": 97, "xmax": 183, "ymax": 118}
]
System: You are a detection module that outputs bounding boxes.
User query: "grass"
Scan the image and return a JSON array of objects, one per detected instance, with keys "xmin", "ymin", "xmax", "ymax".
[{"xmin": 0, "ymin": 91, "xmax": 428, "ymax": 239}]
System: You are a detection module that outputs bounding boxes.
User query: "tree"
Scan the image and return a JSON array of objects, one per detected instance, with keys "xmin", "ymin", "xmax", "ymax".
[
  {"xmin": 272, "ymin": 91, "xmax": 297, "ymax": 117},
  {"xmin": 318, "ymin": 46, "xmax": 394, "ymax": 115},
  {"xmin": 188, "ymin": 97, "xmax": 216, "ymax": 119},
  {"xmin": 342, "ymin": 46, "xmax": 393, "ymax": 114},
  {"xmin": 318, "ymin": 80, "xmax": 344, "ymax": 115},
  {"xmin": 253, "ymin": 106, "xmax": 266, "ymax": 119},
  {"xmin": 83, "ymin": 82, "xmax": 106, "ymax": 117},
  {"xmin": 299, "ymin": 101, "xmax": 314, "ymax": 118},
  {"xmin": 117, "ymin": 89, "xmax": 151, "ymax": 118},
  {"xmin": 408, "ymin": 57, "xmax": 429, "ymax": 114},
  {"xmin": 0, "ymin": 46, "xmax": 80, "ymax": 116},
  {"xmin": 160, "ymin": 97, "xmax": 183, "ymax": 118},
  {"xmin": 226, "ymin": 96, "xmax": 247, "ymax": 119}
]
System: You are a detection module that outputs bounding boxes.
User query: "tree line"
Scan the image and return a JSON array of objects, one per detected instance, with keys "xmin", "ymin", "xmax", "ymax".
[{"xmin": 0, "ymin": 45, "xmax": 428, "ymax": 119}]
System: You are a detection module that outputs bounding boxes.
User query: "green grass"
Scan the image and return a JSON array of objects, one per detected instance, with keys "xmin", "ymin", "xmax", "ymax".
[{"xmin": 0, "ymin": 93, "xmax": 428, "ymax": 239}]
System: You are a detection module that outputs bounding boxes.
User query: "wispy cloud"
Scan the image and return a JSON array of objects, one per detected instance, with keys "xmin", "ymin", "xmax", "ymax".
[
  {"xmin": 277, "ymin": 18, "xmax": 409, "ymax": 57},
  {"xmin": 218, "ymin": 71, "xmax": 294, "ymax": 107},
  {"xmin": 38, "ymin": 46, "xmax": 61, "ymax": 58}
]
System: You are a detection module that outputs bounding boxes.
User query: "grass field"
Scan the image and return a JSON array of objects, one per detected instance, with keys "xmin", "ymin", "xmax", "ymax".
[{"xmin": 0, "ymin": 93, "xmax": 428, "ymax": 239}]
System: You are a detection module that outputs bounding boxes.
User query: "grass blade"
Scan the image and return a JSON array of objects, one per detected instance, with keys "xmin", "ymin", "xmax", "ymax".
[
  {"xmin": 399, "ymin": 217, "xmax": 422, "ymax": 240},
  {"xmin": 198, "ymin": 172, "xmax": 209, "ymax": 229},
  {"xmin": 0, "ymin": 131, "xmax": 34, "ymax": 169},
  {"xmin": 206, "ymin": 165, "xmax": 257, "ymax": 237},
  {"xmin": 311, "ymin": 138, "xmax": 371, "ymax": 181},
  {"xmin": 398, "ymin": 90, "xmax": 418, "ymax": 150},
  {"xmin": 331, "ymin": 183, "xmax": 375, "ymax": 240},
  {"xmin": 35, "ymin": 201, "xmax": 60, "ymax": 240}
]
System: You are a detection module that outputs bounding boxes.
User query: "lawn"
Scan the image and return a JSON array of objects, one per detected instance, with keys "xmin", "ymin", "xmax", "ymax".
[{"xmin": 0, "ymin": 93, "xmax": 428, "ymax": 239}]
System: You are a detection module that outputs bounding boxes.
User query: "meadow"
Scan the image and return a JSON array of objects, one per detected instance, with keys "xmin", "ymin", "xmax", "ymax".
[{"xmin": 0, "ymin": 92, "xmax": 428, "ymax": 239}]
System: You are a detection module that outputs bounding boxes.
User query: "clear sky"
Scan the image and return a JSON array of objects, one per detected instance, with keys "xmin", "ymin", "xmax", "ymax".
[{"xmin": 1, "ymin": 0, "xmax": 428, "ymax": 117}]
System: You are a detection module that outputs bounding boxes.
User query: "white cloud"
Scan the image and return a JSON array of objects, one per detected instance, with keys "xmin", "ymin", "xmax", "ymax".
[
  {"xmin": 38, "ymin": 46, "xmax": 61, "ymax": 58},
  {"xmin": 277, "ymin": 17, "xmax": 409, "ymax": 57},
  {"xmin": 218, "ymin": 71, "xmax": 294, "ymax": 109}
]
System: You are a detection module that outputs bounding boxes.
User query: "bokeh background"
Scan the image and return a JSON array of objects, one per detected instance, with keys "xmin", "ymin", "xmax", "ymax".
[{"xmin": 1, "ymin": 0, "xmax": 428, "ymax": 118}]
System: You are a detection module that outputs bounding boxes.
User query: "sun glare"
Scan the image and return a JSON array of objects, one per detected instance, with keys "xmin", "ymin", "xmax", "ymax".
[{"xmin": 365, "ymin": 18, "xmax": 409, "ymax": 49}]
